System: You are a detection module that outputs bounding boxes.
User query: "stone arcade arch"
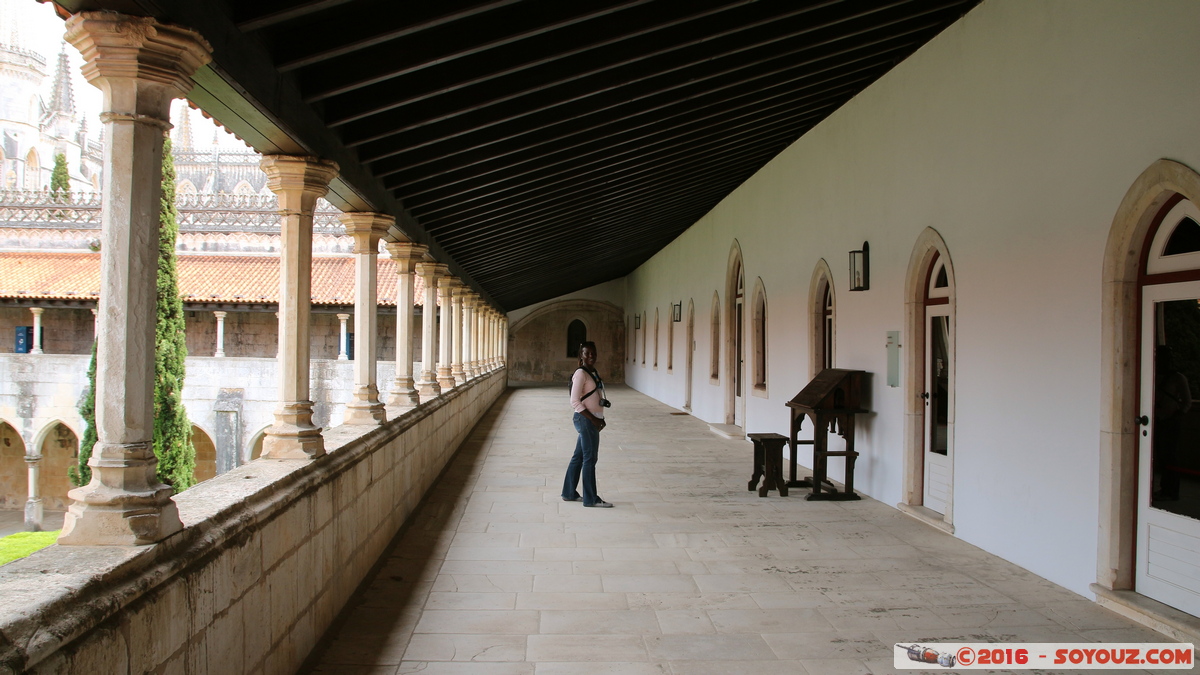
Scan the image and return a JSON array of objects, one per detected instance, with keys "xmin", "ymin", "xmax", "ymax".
[
  {"xmin": 192, "ymin": 424, "xmax": 217, "ymax": 484},
  {"xmin": 1098, "ymin": 159, "xmax": 1200, "ymax": 628},
  {"xmin": 0, "ymin": 421, "xmax": 26, "ymax": 510},
  {"xmin": 900, "ymin": 228, "xmax": 956, "ymax": 532},
  {"xmin": 35, "ymin": 421, "xmax": 79, "ymax": 511},
  {"xmin": 685, "ymin": 299, "xmax": 695, "ymax": 411},
  {"xmin": 751, "ymin": 277, "xmax": 768, "ymax": 395},
  {"xmin": 809, "ymin": 259, "xmax": 836, "ymax": 378}
]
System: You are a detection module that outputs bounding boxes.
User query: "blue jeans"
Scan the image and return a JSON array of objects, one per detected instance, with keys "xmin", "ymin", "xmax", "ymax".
[{"xmin": 562, "ymin": 412, "xmax": 600, "ymax": 506}]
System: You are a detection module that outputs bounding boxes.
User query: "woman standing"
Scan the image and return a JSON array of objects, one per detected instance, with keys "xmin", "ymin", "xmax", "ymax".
[{"xmin": 562, "ymin": 341, "xmax": 613, "ymax": 507}]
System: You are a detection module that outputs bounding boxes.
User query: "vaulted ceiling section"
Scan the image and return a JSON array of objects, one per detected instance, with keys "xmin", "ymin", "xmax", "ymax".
[{"xmin": 54, "ymin": 0, "xmax": 978, "ymax": 310}]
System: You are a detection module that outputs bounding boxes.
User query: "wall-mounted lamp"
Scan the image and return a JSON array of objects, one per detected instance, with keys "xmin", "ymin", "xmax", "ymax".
[
  {"xmin": 672, "ymin": 302, "xmax": 682, "ymax": 322},
  {"xmin": 634, "ymin": 315, "xmax": 641, "ymax": 329},
  {"xmin": 849, "ymin": 241, "xmax": 870, "ymax": 291}
]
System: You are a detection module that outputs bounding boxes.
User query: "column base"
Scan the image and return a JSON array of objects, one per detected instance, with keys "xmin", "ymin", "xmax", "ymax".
[
  {"xmin": 389, "ymin": 376, "xmax": 420, "ymax": 409},
  {"xmin": 344, "ymin": 385, "xmax": 387, "ymax": 425},
  {"xmin": 58, "ymin": 483, "xmax": 182, "ymax": 546},
  {"xmin": 452, "ymin": 365, "xmax": 466, "ymax": 385},
  {"xmin": 417, "ymin": 371, "xmax": 441, "ymax": 402},
  {"xmin": 437, "ymin": 367, "xmax": 456, "ymax": 390},
  {"xmin": 261, "ymin": 401, "xmax": 325, "ymax": 459},
  {"xmin": 24, "ymin": 498, "xmax": 43, "ymax": 532}
]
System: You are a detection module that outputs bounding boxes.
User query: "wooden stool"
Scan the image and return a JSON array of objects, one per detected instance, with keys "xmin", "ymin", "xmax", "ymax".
[{"xmin": 747, "ymin": 433, "xmax": 788, "ymax": 497}]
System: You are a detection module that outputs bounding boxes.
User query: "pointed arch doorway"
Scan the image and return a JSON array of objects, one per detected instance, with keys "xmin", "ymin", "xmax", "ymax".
[
  {"xmin": 725, "ymin": 243, "xmax": 746, "ymax": 428},
  {"xmin": 685, "ymin": 299, "xmax": 695, "ymax": 412}
]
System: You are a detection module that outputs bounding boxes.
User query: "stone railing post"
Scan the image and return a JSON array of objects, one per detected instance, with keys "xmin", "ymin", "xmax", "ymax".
[
  {"xmin": 213, "ymin": 310, "xmax": 226, "ymax": 357},
  {"xmin": 336, "ymin": 313, "xmax": 350, "ymax": 360},
  {"xmin": 437, "ymin": 276, "xmax": 456, "ymax": 390},
  {"xmin": 451, "ymin": 284, "xmax": 466, "ymax": 385},
  {"xmin": 340, "ymin": 212, "xmax": 392, "ymax": 425},
  {"xmin": 385, "ymin": 241, "xmax": 427, "ymax": 410},
  {"xmin": 29, "ymin": 307, "xmax": 43, "ymax": 354},
  {"xmin": 415, "ymin": 262, "xmax": 446, "ymax": 401},
  {"xmin": 260, "ymin": 155, "xmax": 339, "ymax": 459},
  {"xmin": 462, "ymin": 294, "xmax": 476, "ymax": 379},
  {"xmin": 59, "ymin": 12, "xmax": 211, "ymax": 545},
  {"xmin": 24, "ymin": 455, "xmax": 42, "ymax": 532}
]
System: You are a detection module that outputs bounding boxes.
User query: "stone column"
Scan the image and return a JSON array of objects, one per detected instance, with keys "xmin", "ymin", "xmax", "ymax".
[
  {"xmin": 479, "ymin": 306, "xmax": 489, "ymax": 372},
  {"xmin": 260, "ymin": 155, "xmax": 340, "ymax": 459},
  {"xmin": 337, "ymin": 313, "xmax": 350, "ymax": 360},
  {"xmin": 341, "ymin": 212, "xmax": 392, "ymax": 425},
  {"xmin": 59, "ymin": 12, "xmax": 211, "ymax": 546},
  {"xmin": 462, "ymin": 294, "xmax": 475, "ymax": 379},
  {"xmin": 436, "ymin": 276, "xmax": 457, "ymax": 390},
  {"xmin": 451, "ymin": 283, "xmax": 466, "ymax": 385},
  {"xmin": 415, "ymin": 262, "xmax": 446, "ymax": 401},
  {"xmin": 29, "ymin": 307, "xmax": 43, "ymax": 354},
  {"xmin": 91, "ymin": 308, "xmax": 98, "ymax": 340},
  {"xmin": 214, "ymin": 311, "xmax": 226, "ymax": 357},
  {"xmin": 24, "ymin": 455, "xmax": 42, "ymax": 532},
  {"xmin": 385, "ymin": 241, "xmax": 427, "ymax": 410},
  {"xmin": 488, "ymin": 309, "xmax": 497, "ymax": 369},
  {"xmin": 500, "ymin": 316, "xmax": 508, "ymax": 367}
]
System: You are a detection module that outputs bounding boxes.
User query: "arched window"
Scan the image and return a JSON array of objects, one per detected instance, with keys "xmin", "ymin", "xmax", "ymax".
[
  {"xmin": 566, "ymin": 319, "xmax": 586, "ymax": 358},
  {"xmin": 653, "ymin": 308, "xmax": 660, "ymax": 369},
  {"xmin": 667, "ymin": 304, "xmax": 674, "ymax": 372},
  {"xmin": 176, "ymin": 179, "xmax": 198, "ymax": 195},
  {"xmin": 710, "ymin": 292, "xmax": 720, "ymax": 381},
  {"xmin": 809, "ymin": 260, "xmax": 835, "ymax": 376},
  {"xmin": 752, "ymin": 278, "xmax": 767, "ymax": 393},
  {"xmin": 24, "ymin": 150, "xmax": 40, "ymax": 191},
  {"xmin": 233, "ymin": 180, "xmax": 257, "ymax": 195},
  {"xmin": 641, "ymin": 312, "xmax": 647, "ymax": 365}
]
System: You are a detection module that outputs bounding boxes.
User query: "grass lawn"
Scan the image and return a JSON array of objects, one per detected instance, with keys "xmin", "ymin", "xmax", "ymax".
[{"xmin": 0, "ymin": 530, "xmax": 59, "ymax": 566}]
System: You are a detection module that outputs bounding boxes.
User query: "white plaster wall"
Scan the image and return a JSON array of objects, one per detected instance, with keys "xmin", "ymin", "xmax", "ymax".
[{"xmin": 621, "ymin": 0, "xmax": 1200, "ymax": 596}]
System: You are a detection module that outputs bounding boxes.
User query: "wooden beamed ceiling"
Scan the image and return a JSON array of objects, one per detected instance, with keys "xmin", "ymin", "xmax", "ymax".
[{"xmin": 60, "ymin": 0, "xmax": 978, "ymax": 310}]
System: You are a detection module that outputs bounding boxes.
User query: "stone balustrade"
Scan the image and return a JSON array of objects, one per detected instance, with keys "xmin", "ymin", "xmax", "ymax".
[{"xmin": 0, "ymin": 367, "xmax": 505, "ymax": 673}]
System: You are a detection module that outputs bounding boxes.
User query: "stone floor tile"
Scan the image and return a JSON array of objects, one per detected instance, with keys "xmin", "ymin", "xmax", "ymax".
[
  {"xmin": 539, "ymin": 609, "xmax": 662, "ymax": 635},
  {"xmin": 402, "ymin": 634, "xmax": 526, "ymax": 661},
  {"xmin": 644, "ymin": 634, "xmax": 774, "ymax": 661},
  {"xmin": 602, "ymin": 575, "xmax": 698, "ymax": 593},
  {"xmin": 414, "ymin": 610, "xmax": 540, "ymax": 635},
  {"xmin": 656, "ymin": 609, "xmax": 717, "ymax": 634},
  {"xmin": 707, "ymin": 608, "xmax": 833, "ymax": 634},
  {"xmin": 667, "ymin": 661, "xmax": 807, "ymax": 674},
  {"xmin": 534, "ymin": 662, "xmax": 670, "ymax": 674},
  {"xmin": 516, "ymin": 592, "xmax": 631, "ymax": 610},
  {"xmin": 397, "ymin": 662, "xmax": 533, "ymax": 674},
  {"xmin": 525, "ymin": 634, "xmax": 648, "ymax": 661},
  {"xmin": 302, "ymin": 387, "xmax": 1172, "ymax": 675},
  {"xmin": 423, "ymin": 592, "xmax": 517, "ymax": 610}
]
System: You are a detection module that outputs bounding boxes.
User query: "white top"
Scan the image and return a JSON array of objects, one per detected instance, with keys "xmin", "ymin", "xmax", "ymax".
[{"xmin": 570, "ymin": 367, "xmax": 605, "ymax": 419}]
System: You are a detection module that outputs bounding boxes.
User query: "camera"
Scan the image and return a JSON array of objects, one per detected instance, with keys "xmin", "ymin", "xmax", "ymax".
[{"xmin": 601, "ymin": 398, "xmax": 611, "ymax": 408}]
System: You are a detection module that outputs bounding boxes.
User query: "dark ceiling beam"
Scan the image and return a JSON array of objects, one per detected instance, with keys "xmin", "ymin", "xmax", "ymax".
[
  {"xmin": 326, "ymin": 0, "xmax": 758, "ymax": 127},
  {"xmin": 433, "ymin": 146, "xmax": 781, "ymax": 254},
  {"xmin": 236, "ymin": 0, "xmax": 357, "ymax": 32},
  {"xmin": 301, "ymin": 0, "xmax": 656, "ymax": 102},
  {"xmin": 344, "ymin": 0, "xmax": 932, "ymax": 148},
  {"xmin": 393, "ymin": 83, "xmax": 855, "ymax": 209},
  {"xmin": 358, "ymin": 20, "xmax": 935, "ymax": 168},
  {"xmin": 276, "ymin": 0, "xmax": 524, "ymax": 71},
  {"xmin": 412, "ymin": 114, "xmax": 820, "ymax": 227},
  {"xmin": 378, "ymin": 66, "xmax": 875, "ymax": 193}
]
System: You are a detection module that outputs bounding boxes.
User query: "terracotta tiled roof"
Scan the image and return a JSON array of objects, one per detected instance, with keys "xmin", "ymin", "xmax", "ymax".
[{"xmin": 0, "ymin": 251, "xmax": 427, "ymax": 306}]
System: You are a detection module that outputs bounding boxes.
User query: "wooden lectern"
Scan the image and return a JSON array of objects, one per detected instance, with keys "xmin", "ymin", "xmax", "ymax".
[{"xmin": 786, "ymin": 368, "xmax": 868, "ymax": 501}]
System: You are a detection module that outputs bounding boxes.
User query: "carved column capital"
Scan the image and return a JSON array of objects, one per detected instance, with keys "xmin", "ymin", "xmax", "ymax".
[
  {"xmin": 339, "ymin": 212, "xmax": 393, "ymax": 254},
  {"xmin": 65, "ymin": 13, "xmax": 212, "ymax": 96}
]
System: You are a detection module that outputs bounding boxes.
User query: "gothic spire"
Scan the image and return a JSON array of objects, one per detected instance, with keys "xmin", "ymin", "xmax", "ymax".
[
  {"xmin": 47, "ymin": 44, "xmax": 75, "ymax": 116},
  {"xmin": 175, "ymin": 104, "xmax": 194, "ymax": 151}
]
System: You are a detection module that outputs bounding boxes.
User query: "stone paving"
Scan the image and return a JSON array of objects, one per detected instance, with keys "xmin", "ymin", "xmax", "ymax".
[{"xmin": 303, "ymin": 385, "xmax": 1173, "ymax": 675}]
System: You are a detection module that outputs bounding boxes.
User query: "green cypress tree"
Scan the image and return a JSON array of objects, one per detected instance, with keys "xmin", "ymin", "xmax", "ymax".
[
  {"xmin": 70, "ymin": 341, "xmax": 97, "ymax": 487},
  {"xmin": 49, "ymin": 153, "xmax": 70, "ymax": 200},
  {"xmin": 153, "ymin": 139, "xmax": 195, "ymax": 489}
]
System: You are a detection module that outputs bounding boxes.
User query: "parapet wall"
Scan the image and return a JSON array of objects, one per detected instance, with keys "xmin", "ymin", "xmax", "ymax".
[{"xmin": 0, "ymin": 368, "xmax": 506, "ymax": 674}]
